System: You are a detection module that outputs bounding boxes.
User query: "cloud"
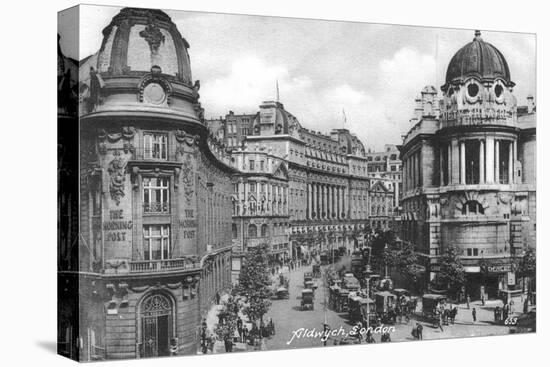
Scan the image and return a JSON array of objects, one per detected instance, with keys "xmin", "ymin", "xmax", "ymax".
[{"xmin": 200, "ymin": 48, "xmax": 437, "ymax": 150}]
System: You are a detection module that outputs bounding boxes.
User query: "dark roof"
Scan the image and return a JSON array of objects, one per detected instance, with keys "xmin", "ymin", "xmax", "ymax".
[{"xmin": 444, "ymin": 30, "xmax": 512, "ymax": 88}]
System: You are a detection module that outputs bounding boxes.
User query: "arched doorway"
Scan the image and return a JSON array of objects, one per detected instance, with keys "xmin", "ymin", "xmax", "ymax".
[{"xmin": 139, "ymin": 293, "xmax": 174, "ymax": 358}]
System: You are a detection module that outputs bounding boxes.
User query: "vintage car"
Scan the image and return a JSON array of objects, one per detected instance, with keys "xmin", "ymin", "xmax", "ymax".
[
  {"xmin": 301, "ymin": 289, "xmax": 314, "ymax": 311},
  {"xmin": 335, "ymin": 288, "xmax": 350, "ymax": 313},
  {"xmin": 341, "ymin": 273, "xmax": 361, "ymax": 291},
  {"xmin": 421, "ymin": 294, "xmax": 447, "ymax": 317},
  {"xmin": 349, "ymin": 296, "xmax": 376, "ymax": 328},
  {"xmin": 276, "ymin": 287, "xmax": 289, "ymax": 300},
  {"xmin": 304, "ymin": 280, "xmax": 316, "ymax": 290},
  {"xmin": 374, "ymin": 291, "xmax": 397, "ymax": 319},
  {"xmin": 303, "ymin": 272, "xmax": 313, "ymax": 286}
]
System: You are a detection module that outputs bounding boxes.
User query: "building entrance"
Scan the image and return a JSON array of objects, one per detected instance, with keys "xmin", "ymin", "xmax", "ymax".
[{"xmin": 140, "ymin": 294, "xmax": 173, "ymax": 358}]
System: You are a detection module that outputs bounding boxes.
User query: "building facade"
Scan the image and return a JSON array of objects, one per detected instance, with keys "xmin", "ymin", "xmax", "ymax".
[
  {"xmin": 207, "ymin": 101, "xmax": 400, "ymax": 279},
  {"xmin": 59, "ymin": 8, "xmax": 235, "ymax": 360},
  {"xmin": 399, "ymin": 31, "xmax": 536, "ymax": 300}
]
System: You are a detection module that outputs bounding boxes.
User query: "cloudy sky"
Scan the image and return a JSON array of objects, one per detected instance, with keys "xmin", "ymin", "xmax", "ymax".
[{"xmin": 59, "ymin": 5, "xmax": 535, "ymax": 150}]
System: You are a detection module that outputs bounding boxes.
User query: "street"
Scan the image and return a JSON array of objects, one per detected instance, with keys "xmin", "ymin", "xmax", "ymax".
[{"xmin": 262, "ymin": 260, "xmax": 523, "ymax": 351}]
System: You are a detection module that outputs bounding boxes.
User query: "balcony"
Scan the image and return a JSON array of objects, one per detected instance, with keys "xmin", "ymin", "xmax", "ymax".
[
  {"xmin": 143, "ymin": 202, "xmax": 170, "ymax": 214},
  {"xmin": 129, "ymin": 258, "xmax": 200, "ymax": 273}
]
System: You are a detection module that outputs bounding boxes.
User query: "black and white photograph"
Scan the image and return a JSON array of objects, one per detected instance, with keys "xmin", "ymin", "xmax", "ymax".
[
  {"xmin": 55, "ymin": 3, "xmax": 540, "ymax": 362},
  {"xmin": 4, "ymin": 1, "xmax": 549, "ymax": 366}
]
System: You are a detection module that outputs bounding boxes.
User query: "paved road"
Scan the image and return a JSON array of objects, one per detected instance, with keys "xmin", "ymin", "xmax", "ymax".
[{"xmin": 262, "ymin": 261, "xmax": 526, "ymax": 350}]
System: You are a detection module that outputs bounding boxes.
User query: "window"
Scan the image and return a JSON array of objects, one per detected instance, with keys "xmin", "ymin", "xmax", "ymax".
[
  {"xmin": 467, "ymin": 248, "xmax": 472, "ymax": 256},
  {"xmin": 467, "ymin": 83, "xmax": 479, "ymax": 98},
  {"xmin": 261, "ymin": 224, "xmax": 269, "ymax": 237},
  {"xmin": 143, "ymin": 225, "xmax": 170, "ymax": 260},
  {"xmin": 143, "ymin": 177, "xmax": 170, "ymax": 213},
  {"xmin": 462, "ymin": 200, "xmax": 484, "ymax": 215},
  {"xmin": 144, "ymin": 133, "xmax": 168, "ymax": 160},
  {"xmin": 248, "ymin": 224, "xmax": 257, "ymax": 238},
  {"xmin": 260, "ymin": 161, "xmax": 265, "ymax": 171},
  {"xmin": 465, "ymin": 140, "xmax": 480, "ymax": 184},
  {"xmin": 498, "ymin": 141, "xmax": 511, "ymax": 184},
  {"xmin": 250, "ymin": 182, "xmax": 256, "ymax": 193},
  {"xmin": 232, "ymin": 224, "xmax": 237, "ymax": 239},
  {"xmin": 249, "ymin": 160, "xmax": 255, "ymax": 171},
  {"xmin": 441, "ymin": 144, "xmax": 449, "ymax": 185},
  {"xmin": 473, "ymin": 248, "xmax": 479, "ymax": 256}
]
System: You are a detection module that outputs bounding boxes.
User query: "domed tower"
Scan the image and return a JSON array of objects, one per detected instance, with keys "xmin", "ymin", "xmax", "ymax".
[
  {"xmin": 438, "ymin": 30, "xmax": 519, "ymax": 187},
  {"xmin": 76, "ymin": 8, "xmax": 234, "ymax": 358},
  {"xmin": 83, "ymin": 7, "xmax": 203, "ymax": 121},
  {"xmin": 440, "ymin": 30, "xmax": 517, "ymax": 129}
]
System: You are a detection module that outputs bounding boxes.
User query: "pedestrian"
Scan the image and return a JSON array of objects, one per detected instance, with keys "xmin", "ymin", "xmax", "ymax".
[
  {"xmin": 472, "ymin": 307, "xmax": 477, "ymax": 323},
  {"xmin": 215, "ymin": 291, "xmax": 221, "ymax": 305},
  {"xmin": 438, "ymin": 312, "xmax": 444, "ymax": 332},
  {"xmin": 466, "ymin": 294, "xmax": 471, "ymax": 309},
  {"xmin": 481, "ymin": 293, "xmax": 485, "ymax": 306},
  {"xmin": 237, "ymin": 317, "xmax": 243, "ymax": 342},
  {"xmin": 523, "ymin": 298, "xmax": 529, "ymax": 314},
  {"xmin": 416, "ymin": 323, "xmax": 423, "ymax": 340},
  {"xmin": 494, "ymin": 307, "xmax": 498, "ymax": 323}
]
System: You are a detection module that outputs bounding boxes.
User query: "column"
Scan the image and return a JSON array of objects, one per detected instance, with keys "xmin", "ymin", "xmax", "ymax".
[
  {"xmin": 328, "ymin": 185, "xmax": 333, "ymax": 219},
  {"xmin": 310, "ymin": 183, "xmax": 319, "ymax": 218},
  {"xmin": 508, "ymin": 141, "xmax": 514, "ymax": 184},
  {"xmin": 344, "ymin": 186, "xmax": 348, "ymax": 219},
  {"xmin": 439, "ymin": 146, "xmax": 444, "ymax": 186},
  {"xmin": 486, "ymin": 137, "xmax": 495, "ymax": 184},
  {"xmin": 307, "ymin": 183, "xmax": 312, "ymax": 219},
  {"xmin": 479, "ymin": 140, "xmax": 485, "ymax": 184},
  {"xmin": 495, "ymin": 140, "xmax": 500, "ymax": 183},
  {"xmin": 324, "ymin": 185, "xmax": 328, "ymax": 219},
  {"xmin": 447, "ymin": 144, "xmax": 452, "ymax": 185},
  {"xmin": 451, "ymin": 138, "xmax": 460, "ymax": 184},
  {"xmin": 338, "ymin": 186, "xmax": 343, "ymax": 219},
  {"xmin": 460, "ymin": 141, "xmax": 466, "ymax": 185}
]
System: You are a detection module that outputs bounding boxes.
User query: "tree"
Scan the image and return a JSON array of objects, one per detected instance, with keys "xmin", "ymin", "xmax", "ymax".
[
  {"xmin": 516, "ymin": 247, "xmax": 536, "ymax": 295},
  {"xmin": 236, "ymin": 243, "xmax": 272, "ymax": 323},
  {"xmin": 435, "ymin": 246, "xmax": 465, "ymax": 294}
]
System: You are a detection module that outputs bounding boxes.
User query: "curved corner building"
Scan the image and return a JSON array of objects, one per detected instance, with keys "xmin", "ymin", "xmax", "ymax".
[{"xmin": 62, "ymin": 8, "xmax": 235, "ymax": 359}]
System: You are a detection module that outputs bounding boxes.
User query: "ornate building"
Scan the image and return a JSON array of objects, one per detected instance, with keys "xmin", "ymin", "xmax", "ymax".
[
  {"xmin": 208, "ymin": 101, "xmax": 400, "ymax": 279},
  {"xmin": 59, "ymin": 8, "xmax": 235, "ymax": 360},
  {"xmin": 399, "ymin": 31, "xmax": 536, "ymax": 300}
]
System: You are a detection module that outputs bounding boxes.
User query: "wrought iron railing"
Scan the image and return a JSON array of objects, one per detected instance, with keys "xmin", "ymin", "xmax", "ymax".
[
  {"xmin": 143, "ymin": 202, "xmax": 170, "ymax": 214},
  {"xmin": 129, "ymin": 258, "xmax": 199, "ymax": 273}
]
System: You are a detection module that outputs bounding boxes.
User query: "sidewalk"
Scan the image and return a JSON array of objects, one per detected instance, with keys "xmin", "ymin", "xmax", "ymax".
[{"xmin": 199, "ymin": 292, "xmax": 262, "ymax": 354}]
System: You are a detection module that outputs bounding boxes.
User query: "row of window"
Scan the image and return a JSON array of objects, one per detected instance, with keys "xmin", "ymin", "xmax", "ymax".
[{"xmin": 231, "ymin": 223, "xmax": 289, "ymax": 238}]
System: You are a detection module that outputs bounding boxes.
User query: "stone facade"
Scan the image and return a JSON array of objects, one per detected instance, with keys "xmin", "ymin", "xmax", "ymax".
[
  {"xmin": 207, "ymin": 101, "xmax": 400, "ymax": 278},
  {"xmin": 399, "ymin": 31, "xmax": 536, "ymax": 300},
  {"xmin": 59, "ymin": 8, "xmax": 234, "ymax": 361}
]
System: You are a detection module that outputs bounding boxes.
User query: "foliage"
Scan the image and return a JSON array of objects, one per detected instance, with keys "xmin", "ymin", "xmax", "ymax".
[
  {"xmin": 235, "ymin": 243, "xmax": 272, "ymax": 322},
  {"xmin": 516, "ymin": 247, "xmax": 536, "ymax": 278},
  {"xmin": 214, "ymin": 297, "xmax": 240, "ymax": 342},
  {"xmin": 435, "ymin": 246, "xmax": 465, "ymax": 293}
]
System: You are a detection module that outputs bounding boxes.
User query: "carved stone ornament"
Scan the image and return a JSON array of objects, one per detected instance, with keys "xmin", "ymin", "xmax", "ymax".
[
  {"xmin": 181, "ymin": 153, "xmax": 195, "ymax": 205},
  {"xmin": 108, "ymin": 152, "xmax": 128, "ymax": 205},
  {"xmin": 175, "ymin": 130, "xmax": 199, "ymax": 146},
  {"xmin": 139, "ymin": 17, "xmax": 165, "ymax": 54}
]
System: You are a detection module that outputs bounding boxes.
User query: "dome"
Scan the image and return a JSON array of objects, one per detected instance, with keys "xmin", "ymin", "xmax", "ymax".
[
  {"xmin": 444, "ymin": 30, "xmax": 512, "ymax": 88},
  {"xmin": 96, "ymin": 7, "xmax": 192, "ymax": 84}
]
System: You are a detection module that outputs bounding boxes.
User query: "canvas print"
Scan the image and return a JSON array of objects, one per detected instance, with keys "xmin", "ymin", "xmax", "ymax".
[{"xmin": 57, "ymin": 5, "xmax": 536, "ymax": 362}]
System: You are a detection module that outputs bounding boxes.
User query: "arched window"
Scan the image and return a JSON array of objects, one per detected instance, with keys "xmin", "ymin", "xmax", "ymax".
[
  {"xmin": 261, "ymin": 224, "xmax": 269, "ymax": 237},
  {"xmin": 462, "ymin": 200, "xmax": 484, "ymax": 215},
  {"xmin": 248, "ymin": 224, "xmax": 257, "ymax": 238},
  {"xmin": 232, "ymin": 223, "xmax": 238, "ymax": 239}
]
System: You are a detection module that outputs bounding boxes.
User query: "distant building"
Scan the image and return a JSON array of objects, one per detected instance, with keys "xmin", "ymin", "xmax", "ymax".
[
  {"xmin": 399, "ymin": 31, "xmax": 536, "ymax": 300},
  {"xmin": 207, "ymin": 100, "xmax": 400, "ymax": 280}
]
